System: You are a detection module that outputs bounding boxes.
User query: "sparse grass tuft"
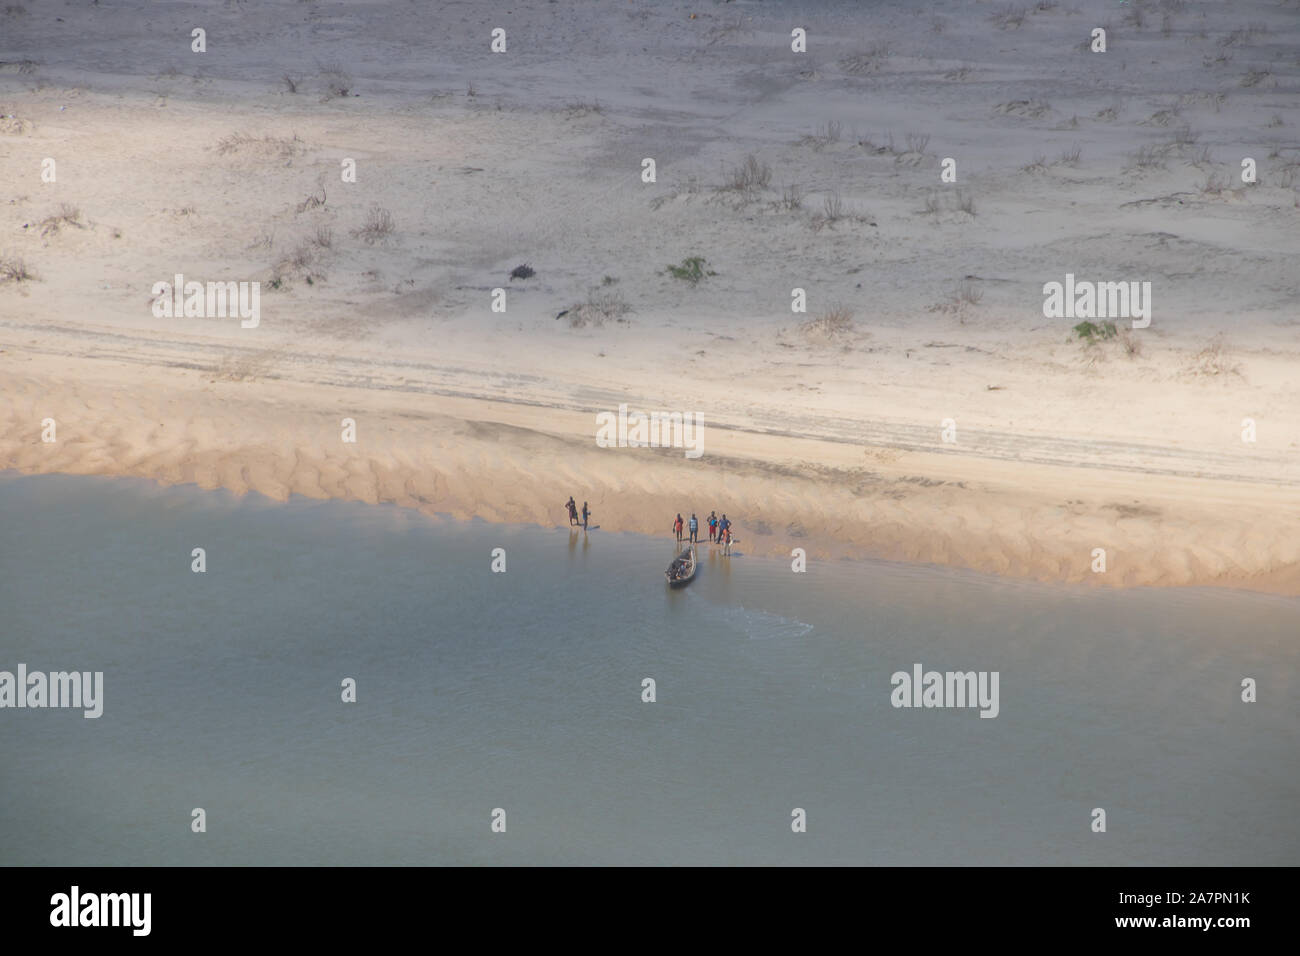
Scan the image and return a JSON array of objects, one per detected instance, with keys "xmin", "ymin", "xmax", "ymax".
[
  {"xmin": 991, "ymin": 5, "xmax": 1028, "ymax": 29},
  {"xmin": 1119, "ymin": 329, "xmax": 1143, "ymax": 358},
  {"xmin": 723, "ymin": 154, "xmax": 772, "ymax": 193},
  {"xmin": 351, "ymin": 206, "xmax": 394, "ymax": 244},
  {"xmin": 1145, "ymin": 105, "xmax": 1182, "ymax": 127},
  {"xmin": 808, "ymin": 120, "xmax": 842, "ymax": 146},
  {"xmin": 319, "ymin": 64, "xmax": 353, "ymax": 98},
  {"xmin": 1021, "ymin": 153, "xmax": 1049, "ymax": 174},
  {"xmin": 1126, "ymin": 145, "xmax": 1167, "ymax": 170},
  {"xmin": 1188, "ymin": 337, "xmax": 1241, "ymax": 377},
  {"xmin": 216, "ymin": 132, "xmax": 306, "ymax": 159},
  {"xmin": 248, "ymin": 229, "xmax": 275, "ymax": 251},
  {"xmin": 1056, "ymin": 143, "xmax": 1083, "ymax": 166},
  {"xmin": 1199, "ymin": 172, "xmax": 1230, "ymax": 196},
  {"xmin": 1006, "ymin": 5, "xmax": 1033, "ymax": 27},
  {"xmin": 1240, "ymin": 66, "xmax": 1273, "ymax": 88},
  {"xmin": 0, "ymin": 252, "xmax": 35, "ymax": 282},
  {"xmin": 858, "ymin": 129, "xmax": 898, "ymax": 155},
  {"xmin": 273, "ymin": 240, "xmax": 327, "ymax": 285},
  {"xmin": 665, "ymin": 257, "xmax": 716, "ymax": 284},
  {"xmin": 295, "ymin": 182, "xmax": 327, "ymax": 213},
  {"xmin": 927, "ymin": 280, "xmax": 984, "ymax": 321},
  {"xmin": 1073, "ymin": 320, "xmax": 1118, "ymax": 344},
  {"xmin": 39, "ymin": 203, "xmax": 83, "ymax": 236},
  {"xmin": 994, "ymin": 99, "xmax": 1051, "ymax": 119},
  {"xmin": 565, "ymin": 289, "xmax": 631, "ymax": 328},
  {"xmin": 839, "ymin": 43, "xmax": 892, "ymax": 75},
  {"xmin": 954, "ymin": 280, "xmax": 983, "ymax": 307},
  {"xmin": 824, "ymin": 191, "xmax": 847, "ymax": 220},
  {"xmin": 216, "ymin": 350, "xmax": 276, "ymax": 383},
  {"xmin": 919, "ymin": 191, "xmax": 975, "ymax": 218},
  {"xmin": 776, "ymin": 182, "xmax": 804, "ymax": 211},
  {"xmin": 800, "ymin": 305, "xmax": 855, "ymax": 341},
  {"xmin": 814, "ymin": 191, "xmax": 846, "ymax": 228}
]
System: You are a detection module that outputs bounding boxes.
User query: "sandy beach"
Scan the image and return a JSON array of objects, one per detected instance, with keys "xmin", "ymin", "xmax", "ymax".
[{"xmin": 3, "ymin": 0, "xmax": 1299, "ymax": 592}]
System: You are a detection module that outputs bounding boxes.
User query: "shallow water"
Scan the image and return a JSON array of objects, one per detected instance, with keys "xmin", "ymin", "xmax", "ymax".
[{"xmin": 0, "ymin": 473, "xmax": 1295, "ymax": 865}]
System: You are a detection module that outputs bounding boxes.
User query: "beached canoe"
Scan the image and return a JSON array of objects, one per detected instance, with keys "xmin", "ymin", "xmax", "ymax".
[{"xmin": 665, "ymin": 545, "xmax": 697, "ymax": 587}]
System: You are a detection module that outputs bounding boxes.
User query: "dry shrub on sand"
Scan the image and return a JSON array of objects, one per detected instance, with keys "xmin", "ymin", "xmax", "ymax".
[
  {"xmin": 839, "ymin": 44, "xmax": 892, "ymax": 75},
  {"xmin": 774, "ymin": 182, "xmax": 803, "ymax": 211},
  {"xmin": 1126, "ymin": 145, "xmax": 1167, "ymax": 171},
  {"xmin": 721, "ymin": 154, "xmax": 771, "ymax": 195},
  {"xmin": 1187, "ymin": 337, "xmax": 1242, "ymax": 377},
  {"xmin": 1118, "ymin": 329, "xmax": 1143, "ymax": 358},
  {"xmin": 351, "ymin": 206, "xmax": 395, "ymax": 244},
  {"xmin": 953, "ymin": 280, "xmax": 983, "ymax": 307},
  {"xmin": 0, "ymin": 112, "xmax": 33, "ymax": 134},
  {"xmin": 991, "ymin": 5, "xmax": 1028, "ymax": 30},
  {"xmin": 564, "ymin": 290, "xmax": 631, "ymax": 328},
  {"xmin": 994, "ymin": 99, "xmax": 1051, "ymax": 119},
  {"xmin": 39, "ymin": 203, "xmax": 83, "ymax": 236},
  {"xmin": 216, "ymin": 132, "xmax": 306, "ymax": 159},
  {"xmin": 215, "ymin": 350, "xmax": 276, "ymax": 383},
  {"xmin": 0, "ymin": 252, "xmax": 35, "ymax": 282},
  {"xmin": 800, "ymin": 305, "xmax": 855, "ymax": 342},
  {"xmin": 319, "ymin": 65, "xmax": 353, "ymax": 98},
  {"xmin": 295, "ymin": 181, "xmax": 327, "ymax": 213}
]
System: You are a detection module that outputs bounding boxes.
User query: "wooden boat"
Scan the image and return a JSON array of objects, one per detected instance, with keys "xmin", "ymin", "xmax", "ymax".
[{"xmin": 665, "ymin": 545, "xmax": 697, "ymax": 587}]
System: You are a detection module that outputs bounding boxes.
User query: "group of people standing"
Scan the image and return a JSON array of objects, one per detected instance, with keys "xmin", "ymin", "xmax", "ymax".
[
  {"xmin": 564, "ymin": 497, "xmax": 733, "ymax": 553},
  {"xmin": 566, "ymin": 496, "xmax": 591, "ymax": 530},
  {"xmin": 673, "ymin": 511, "xmax": 734, "ymax": 554}
]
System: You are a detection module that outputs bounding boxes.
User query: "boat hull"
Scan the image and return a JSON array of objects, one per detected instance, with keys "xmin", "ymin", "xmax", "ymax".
[{"xmin": 665, "ymin": 546, "xmax": 697, "ymax": 587}]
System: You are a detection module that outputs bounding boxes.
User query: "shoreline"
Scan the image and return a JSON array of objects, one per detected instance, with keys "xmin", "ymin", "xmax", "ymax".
[{"xmin": 4, "ymin": 344, "xmax": 1299, "ymax": 597}]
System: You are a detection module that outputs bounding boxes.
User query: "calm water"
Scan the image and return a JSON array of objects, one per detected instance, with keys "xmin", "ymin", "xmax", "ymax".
[{"xmin": 0, "ymin": 473, "xmax": 1296, "ymax": 866}]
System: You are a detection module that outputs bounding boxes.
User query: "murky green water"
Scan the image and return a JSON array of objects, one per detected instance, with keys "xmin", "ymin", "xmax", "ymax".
[{"xmin": 1, "ymin": 474, "xmax": 1295, "ymax": 865}]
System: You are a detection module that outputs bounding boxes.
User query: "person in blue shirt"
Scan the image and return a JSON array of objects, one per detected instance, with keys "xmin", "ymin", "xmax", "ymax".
[{"xmin": 688, "ymin": 513, "xmax": 699, "ymax": 543}]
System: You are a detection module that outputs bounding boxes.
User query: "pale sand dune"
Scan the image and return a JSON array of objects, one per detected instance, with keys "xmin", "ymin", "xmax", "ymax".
[
  {"xmin": 4, "ymin": 353, "xmax": 1299, "ymax": 593},
  {"xmin": 2, "ymin": 0, "xmax": 1300, "ymax": 592}
]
